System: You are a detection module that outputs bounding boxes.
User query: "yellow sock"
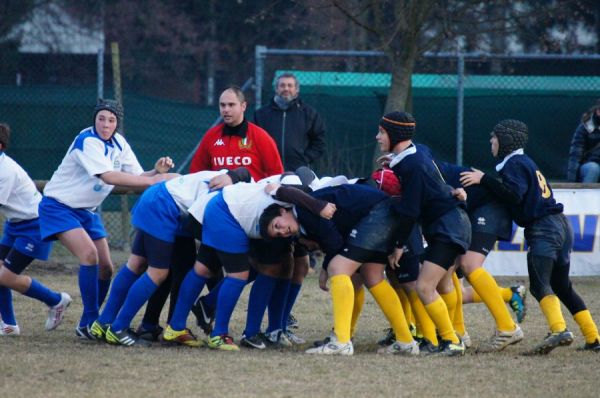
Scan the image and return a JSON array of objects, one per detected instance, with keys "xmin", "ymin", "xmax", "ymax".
[
  {"xmin": 452, "ymin": 273, "xmax": 466, "ymax": 335},
  {"xmin": 440, "ymin": 289, "xmax": 457, "ymax": 324},
  {"xmin": 350, "ymin": 287, "xmax": 365, "ymax": 338},
  {"xmin": 370, "ymin": 280, "xmax": 413, "ymax": 343},
  {"xmin": 500, "ymin": 287, "xmax": 512, "ymax": 302},
  {"xmin": 467, "ymin": 268, "xmax": 515, "ymax": 331},
  {"xmin": 539, "ymin": 295, "xmax": 566, "ymax": 333},
  {"xmin": 472, "ymin": 290, "xmax": 482, "ymax": 303},
  {"xmin": 425, "ymin": 296, "xmax": 459, "ymax": 344},
  {"xmin": 395, "ymin": 287, "xmax": 414, "ymax": 326},
  {"xmin": 408, "ymin": 290, "xmax": 438, "ymax": 345},
  {"xmin": 574, "ymin": 310, "xmax": 600, "ymax": 344},
  {"xmin": 330, "ymin": 274, "xmax": 354, "ymax": 343}
]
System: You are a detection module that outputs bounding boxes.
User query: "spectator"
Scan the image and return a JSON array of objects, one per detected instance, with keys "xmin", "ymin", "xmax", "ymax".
[
  {"xmin": 254, "ymin": 73, "xmax": 326, "ymax": 171},
  {"xmin": 567, "ymin": 100, "xmax": 600, "ymax": 182}
]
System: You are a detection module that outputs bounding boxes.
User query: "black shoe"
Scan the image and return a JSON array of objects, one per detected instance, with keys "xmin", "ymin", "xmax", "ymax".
[
  {"xmin": 436, "ymin": 339, "xmax": 466, "ymax": 357},
  {"xmin": 377, "ymin": 328, "xmax": 395, "ymax": 346},
  {"xmin": 191, "ymin": 297, "xmax": 215, "ymax": 335},
  {"xmin": 287, "ymin": 313, "xmax": 299, "ymax": 330},
  {"xmin": 75, "ymin": 325, "xmax": 95, "ymax": 341},
  {"xmin": 418, "ymin": 338, "xmax": 439, "ymax": 355},
  {"xmin": 241, "ymin": 333, "xmax": 267, "ymax": 350},
  {"xmin": 134, "ymin": 324, "xmax": 164, "ymax": 342},
  {"xmin": 105, "ymin": 326, "xmax": 151, "ymax": 347},
  {"xmin": 577, "ymin": 339, "xmax": 600, "ymax": 352}
]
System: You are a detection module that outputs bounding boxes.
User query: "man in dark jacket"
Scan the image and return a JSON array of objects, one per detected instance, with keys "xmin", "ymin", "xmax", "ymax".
[
  {"xmin": 567, "ymin": 99, "xmax": 600, "ymax": 182},
  {"xmin": 254, "ymin": 73, "xmax": 326, "ymax": 171}
]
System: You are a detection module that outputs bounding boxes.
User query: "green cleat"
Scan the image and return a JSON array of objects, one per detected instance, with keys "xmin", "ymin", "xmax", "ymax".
[
  {"xmin": 162, "ymin": 326, "xmax": 203, "ymax": 347},
  {"xmin": 89, "ymin": 320, "xmax": 108, "ymax": 341},
  {"xmin": 105, "ymin": 326, "xmax": 151, "ymax": 347},
  {"xmin": 509, "ymin": 285, "xmax": 527, "ymax": 323},
  {"xmin": 207, "ymin": 334, "xmax": 239, "ymax": 351}
]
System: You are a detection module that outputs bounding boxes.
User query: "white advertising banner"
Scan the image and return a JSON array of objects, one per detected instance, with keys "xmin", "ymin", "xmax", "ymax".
[{"xmin": 486, "ymin": 189, "xmax": 600, "ymax": 276}]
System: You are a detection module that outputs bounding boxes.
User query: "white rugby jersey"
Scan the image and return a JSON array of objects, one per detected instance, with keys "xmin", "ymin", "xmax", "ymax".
[
  {"xmin": 44, "ymin": 127, "xmax": 144, "ymax": 209},
  {"xmin": 165, "ymin": 169, "xmax": 227, "ymax": 213},
  {"xmin": 222, "ymin": 182, "xmax": 289, "ymax": 239},
  {"xmin": 0, "ymin": 152, "xmax": 42, "ymax": 222}
]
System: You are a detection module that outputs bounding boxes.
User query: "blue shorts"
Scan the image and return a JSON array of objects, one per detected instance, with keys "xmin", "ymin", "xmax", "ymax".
[
  {"xmin": 131, "ymin": 182, "xmax": 181, "ymax": 243},
  {"xmin": 202, "ymin": 192, "xmax": 248, "ymax": 254},
  {"xmin": 38, "ymin": 196, "xmax": 107, "ymax": 241},
  {"xmin": 423, "ymin": 207, "xmax": 471, "ymax": 254},
  {"xmin": 525, "ymin": 213, "xmax": 572, "ymax": 264},
  {"xmin": 131, "ymin": 230, "xmax": 174, "ymax": 269},
  {"xmin": 1, "ymin": 218, "xmax": 53, "ymax": 261},
  {"xmin": 469, "ymin": 201, "xmax": 512, "ymax": 241}
]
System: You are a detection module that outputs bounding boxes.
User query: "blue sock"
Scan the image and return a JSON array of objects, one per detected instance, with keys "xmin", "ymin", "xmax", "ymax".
[
  {"xmin": 282, "ymin": 282, "xmax": 302, "ymax": 330},
  {"xmin": 78, "ymin": 265, "xmax": 99, "ymax": 327},
  {"xmin": 97, "ymin": 265, "xmax": 139, "ymax": 325},
  {"xmin": 211, "ymin": 277, "xmax": 246, "ymax": 337},
  {"xmin": 202, "ymin": 279, "xmax": 223, "ymax": 311},
  {"xmin": 266, "ymin": 278, "xmax": 291, "ymax": 333},
  {"xmin": 243, "ymin": 274, "xmax": 277, "ymax": 338},
  {"xmin": 98, "ymin": 278, "xmax": 111, "ymax": 308},
  {"xmin": 0, "ymin": 287, "xmax": 17, "ymax": 325},
  {"xmin": 24, "ymin": 279, "xmax": 61, "ymax": 306},
  {"xmin": 170, "ymin": 270, "xmax": 207, "ymax": 331},
  {"xmin": 111, "ymin": 273, "xmax": 157, "ymax": 332}
]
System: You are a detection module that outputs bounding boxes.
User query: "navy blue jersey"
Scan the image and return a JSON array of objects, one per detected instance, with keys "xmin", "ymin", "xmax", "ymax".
[
  {"xmin": 295, "ymin": 184, "xmax": 388, "ymax": 265},
  {"xmin": 436, "ymin": 160, "xmax": 495, "ymax": 211},
  {"xmin": 389, "ymin": 144, "xmax": 459, "ymax": 226},
  {"xmin": 497, "ymin": 153, "xmax": 563, "ymax": 227}
]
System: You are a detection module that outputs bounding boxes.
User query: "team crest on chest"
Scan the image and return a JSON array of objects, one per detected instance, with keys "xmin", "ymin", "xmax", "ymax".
[{"xmin": 238, "ymin": 137, "xmax": 252, "ymax": 150}]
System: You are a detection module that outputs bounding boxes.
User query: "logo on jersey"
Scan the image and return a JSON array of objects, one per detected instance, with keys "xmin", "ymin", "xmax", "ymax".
[
  {"xmin": 93, "ymin": 183, "xmax": 103, "ymax": 192},
  {"xmin": 238, "ymin": 137, "xmax": 252, "ymax": 149},
  {"xmin": 213, "ymin": 156, "xmax": 252, "ymax": 166},
  {"xmin": 214, "ymin": 139, "xmax": 225, "ymax": 146},
  {"xmin": 25, "ymin": 243, "xmax": 35, "ymax": 252},
  {"xmin": 113, "ymin": 158, "xmax": 121, "ymax": 169},
  {"xmin": 477, "ymin": 217, "xmax": 486, "ymax": 226},
  {"xmin": 350, "ymin": 229, "xmax": 358, "ymax": 238}
]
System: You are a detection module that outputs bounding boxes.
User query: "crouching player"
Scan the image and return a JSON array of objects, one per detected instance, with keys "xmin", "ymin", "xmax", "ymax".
[
  {"xmin": 89, "ymin": 168, "xmax": 250, "ymax": 346},
  {"xmin": 0, "ymin": 123, "xmax": 71, "ymax": 336},
  {"xmin": 261, "ymin": 183, "xmax": 420, "ymax": 356},
  {"xmin": 461, "ymin": 119, "xmax": 600, "ymax": 354}
]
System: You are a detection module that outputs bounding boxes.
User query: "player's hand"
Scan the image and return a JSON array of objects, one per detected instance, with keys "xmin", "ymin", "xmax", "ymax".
[
  {"xmin": 388, "ymin": 247, "xmax": 404, "ymax": 269},
  {"xmin": 264, "ymin": 183, "xmax": 280, "ymax": 195},
  {"xmin": 460, "ymin": 168, "xmax": 484, "ymax": 187},
  {"xmin": 208, "ymin": 174, "xmax": 233, "ymax": 190},
  {"xmin": 376, "ymin": 153, "xmax": 393, "ymax": 167},
  {"xmin": 319, "ymin": 203, "xmax": 337, "ymax": 220},
  {"xmin": 154, "ymin": 156, "xmax": 174, "ymax": 174},
  {"xmin": 452, "ymin": 187, "xmax": 467, "ymax": 201},
  {"xmin": 319, "ymin": 268, "xmax": 329, "ymax": 291}
]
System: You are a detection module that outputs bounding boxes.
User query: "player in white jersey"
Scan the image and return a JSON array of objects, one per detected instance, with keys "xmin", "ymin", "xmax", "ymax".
[
  {"xmin": 37, "ymin": 99, "xmax": 174, "ymax": 339},
  {"xmin": 162, "ymin": 182, "xmax": 336, "ymax": 350},
  {"xmin": 88, "ymin": 168, "xmax": 251, "ymax": 346},
  {"xmin": 0, "ymin": 123, "xmax": 71, "ymax": 336}
]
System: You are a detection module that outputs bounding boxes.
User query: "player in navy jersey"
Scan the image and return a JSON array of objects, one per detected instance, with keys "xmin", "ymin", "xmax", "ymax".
[
  {"xmin": 0, "ymin": 123, "xmax": 71, "ymax": 336},
  {"xmin": 376, "ymin": 111, "xmax": 470, "ymax": 356},
  {"xmin": 461, "ymin": 119, "xmax": 600, "ymax": 354},
  {"xmin": 261, "ymin": 183, "xmax": 420, "ymax": 355},
  {"xmin": 436, "ymin": 158, "xmax": 524, "ymax": 352},
  {"xmin": 38, "ymin": 99, "xmax": 174, "ymax": 339}
]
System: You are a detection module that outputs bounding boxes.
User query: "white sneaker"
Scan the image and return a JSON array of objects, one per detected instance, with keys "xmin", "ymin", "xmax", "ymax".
[
  {"xmin": 459, "ymin": 332, "xmax": 472, "ymax": 348},
  {"xmin": 0, "ymin": 322, "xmax": 21, "ymax": 336},
  {"xmin": 306, "ymin": 338, "xmax": 354, "ymax": 355},
  {"xmin": 377, "ymin": 340, "xmax": 420, "ymax": 356},
  {"xmin": 284, "ymin": 329, "xmax": 306, "ymax": 345},
  {"xmin": 477, "ymin": 325, "xmax": 524, "ymax": 353},
  {"xmin": 45, "ymin": 292, "xmax": 72, "ymax": 331}
]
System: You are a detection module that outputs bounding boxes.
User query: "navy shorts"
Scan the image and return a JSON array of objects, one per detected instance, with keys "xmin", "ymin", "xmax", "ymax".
[
  {"xmin": 394, "ymin": 254, "xmax": 420, "ymax": 283},
  {"xmin": 1, "ymin": 218, "xmax": 52, "ymax": 261},
  {"xmin": 525, "ymin": 213, "xmax": 572, "ymax": 264},
  {"xmin": 423, "ymin": 207, "xmax": 471, "ymax": 254},
  {"xmin": 131, "ymin": 229, "xmax": 174, "ymax": 269},
  {"xmin": 469, "ymin": 201, "xmax": 512, "ymax": 241},
  {"xmin": 38, "ymin": 196, "xmax": 106, "ymax": 241},
  {"xmin": 345, "ymin": 199, "xmax": 400, "ymax": 256},
  {"xmin": 196, "ymin": 243, "xmax": 249, "ymax": 274}
]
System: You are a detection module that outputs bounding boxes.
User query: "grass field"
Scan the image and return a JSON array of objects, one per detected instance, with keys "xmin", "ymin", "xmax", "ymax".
[{"xmin": 2, "ymin": 249, "xmax": 600, "ymax": 398}]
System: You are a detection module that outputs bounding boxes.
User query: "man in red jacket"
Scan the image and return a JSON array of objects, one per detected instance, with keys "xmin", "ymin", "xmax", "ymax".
[{"xmin": 190, "ymin": 86, "xmax": 283, "ymax": 179}]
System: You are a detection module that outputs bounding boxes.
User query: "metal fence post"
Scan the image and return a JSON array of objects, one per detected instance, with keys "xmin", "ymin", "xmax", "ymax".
[
  {"xmin": 97, "ymin": 48, "xmax": 104, "ymax": 100},
  {"xmin": 255, "ymin": 45, "xmax": 267, "ymax": 110},
  {"xmin": 456, "ymin": 53, "xmax": 465, "ymax": 166}
]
